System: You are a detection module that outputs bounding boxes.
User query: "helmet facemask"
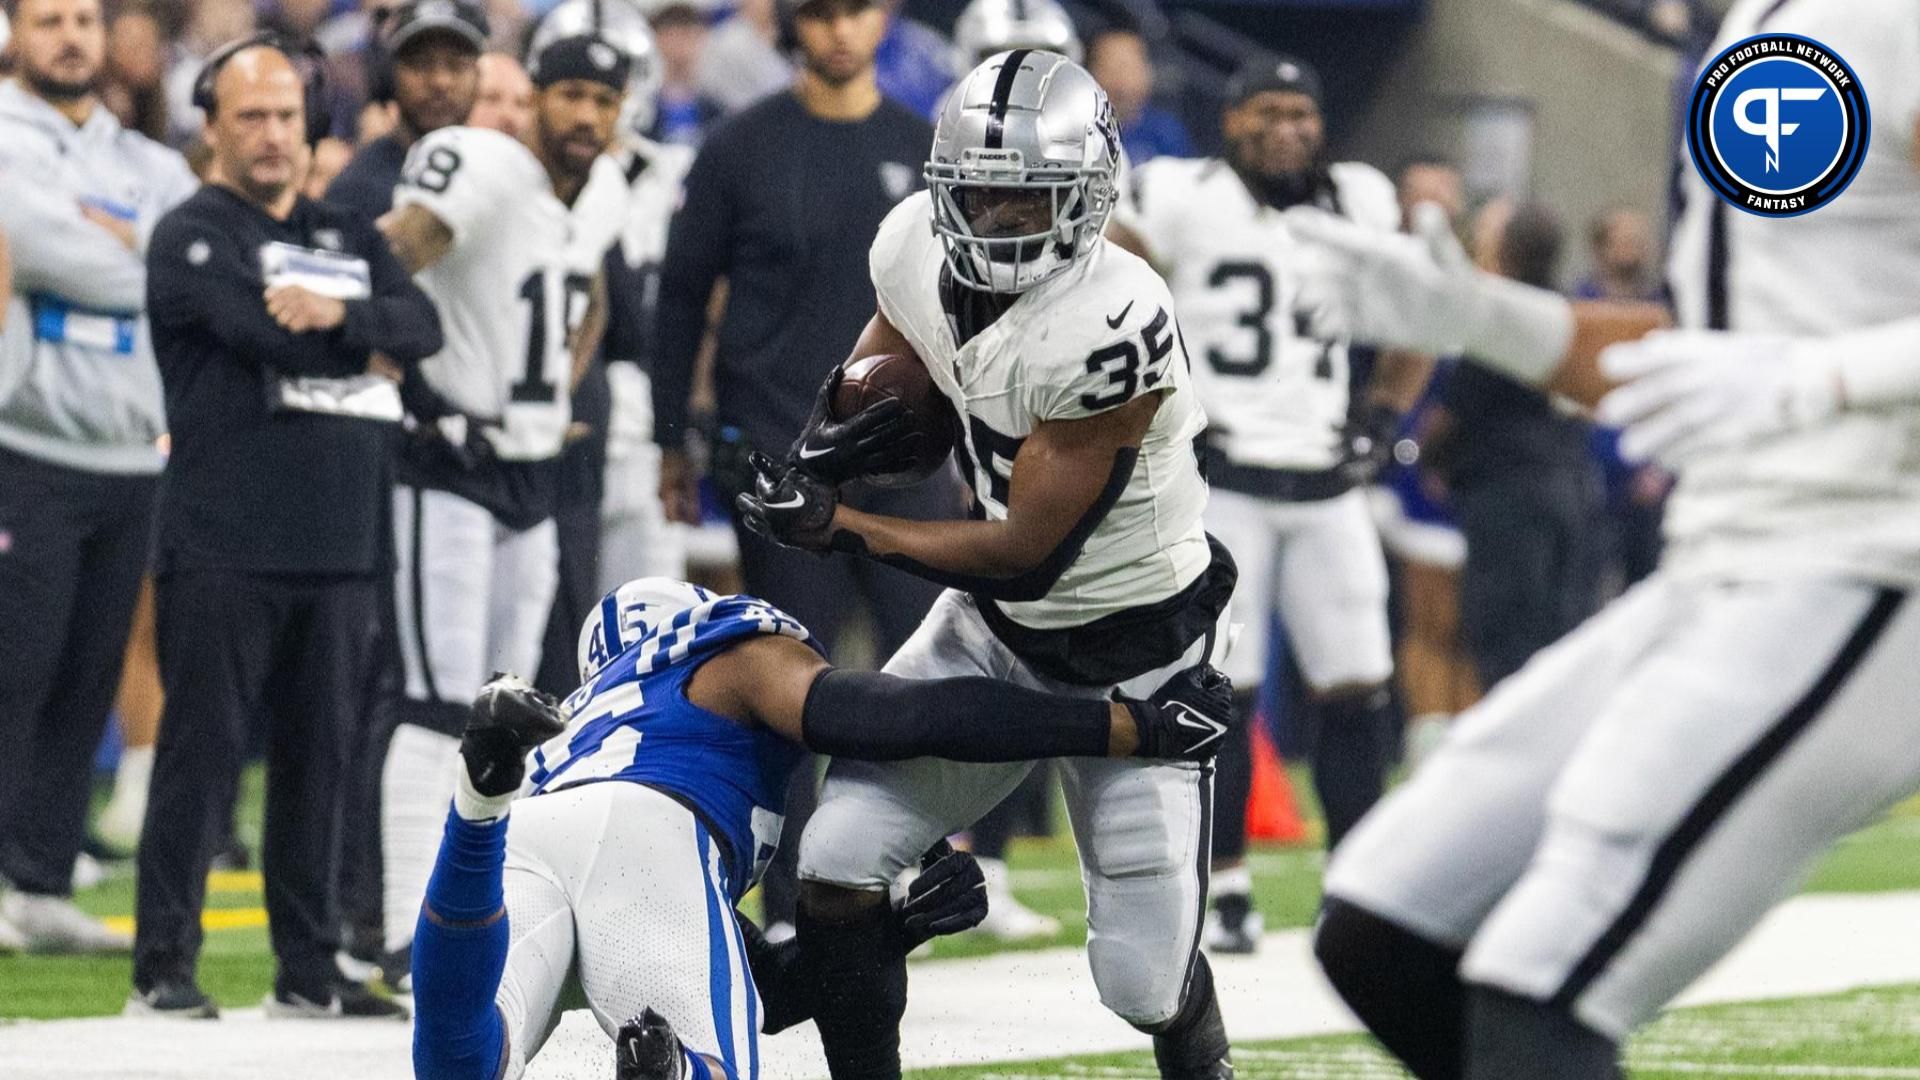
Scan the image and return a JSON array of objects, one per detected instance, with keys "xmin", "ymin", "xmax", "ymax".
[{"xmin": 927, "ymin": 148, "xmax": 1116, "ymax": 294}]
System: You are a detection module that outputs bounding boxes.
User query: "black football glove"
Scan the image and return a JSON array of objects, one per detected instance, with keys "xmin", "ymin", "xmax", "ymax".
[
  {"xmin": 895, "ymin": 840, "xmax": 988, "ymax": 949},
  {"xmin": 1337, "ymin": 402, "xmax": 1404, "ymax": 486},
  {"xmin": 462, "ymin": 672, "xmax": 568, "ymax": 796},
  {"xmin": 1119, "ymin": 665, "xmax": 1237, "ymax": 763},
  {"xmin": 735, "ymin": 452, "xmax": 841, "ymax": 551},
  {"xmin": 787, "ymin": 364, "xmax": 915, "ymax": 487}
]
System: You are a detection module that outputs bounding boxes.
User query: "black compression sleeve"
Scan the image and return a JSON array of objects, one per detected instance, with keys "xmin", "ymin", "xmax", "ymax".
[
  {"xmin": 801, "ymin": 669, "xmax": 1111, "ymax": 762},
  {"xmin": 835, "ymin": 446, "xmax": 1138, "ymax": 603}
]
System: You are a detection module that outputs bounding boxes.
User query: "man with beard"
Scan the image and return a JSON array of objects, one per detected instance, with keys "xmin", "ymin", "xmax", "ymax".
[
  {"xmin": 651, "ymin": 0, "xmax": 950, "ymax": 939},
  {"xmin": 132, "ymin": 41, "xmax": 442, "ymax": 1016},
  {"xmin": 326, "ymin": 0, "xmax": 488, "ymax": 219},
  {"xmin": 0, "ymin": 0, "xmax": 196, "ymax": 954},
  {"xmin": 1110, "ymin": 57, "xmax": 1434, "ymax": 953},
  {"xmin": 371, "ymin": 6, "xmax": 632, "ymax": 989}
]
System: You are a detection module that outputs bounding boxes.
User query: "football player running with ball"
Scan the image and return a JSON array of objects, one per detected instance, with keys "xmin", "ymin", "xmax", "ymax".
[
  {"xmin": 407, "ymin": 577, "xmax": 1234, "ymax": 1080},
  {"xmin": 737, "ymin": 51, "xmax": 1239, "ymax": 1080}
]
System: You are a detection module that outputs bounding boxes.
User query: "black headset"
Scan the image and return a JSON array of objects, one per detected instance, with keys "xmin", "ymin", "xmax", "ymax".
[{"xmin": 191, "ymin": 32, "xmax": 334, "ymax": 146}]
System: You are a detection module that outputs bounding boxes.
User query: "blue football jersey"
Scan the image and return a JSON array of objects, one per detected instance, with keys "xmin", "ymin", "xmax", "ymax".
[{"xmin": 525, "ymin": 594, "xmax": 816, "ymax": 899}]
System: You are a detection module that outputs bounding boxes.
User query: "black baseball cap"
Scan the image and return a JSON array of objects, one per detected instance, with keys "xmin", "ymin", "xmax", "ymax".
[
  {"xmin": 384, "ymin": 0, "xmax": 490, "ymax": 57},
  {"xmin": 1225, "ymin": 55, "xmax": 1324, "ymax": 110},
  {"xmin": 779, "ymin": 0, "xmax": 876, "ymax": 21}
]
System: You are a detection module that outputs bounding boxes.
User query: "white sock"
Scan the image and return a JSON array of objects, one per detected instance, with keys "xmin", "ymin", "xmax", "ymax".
[
  {"xmin": 1212, "ymin": 863, "xmax": 1253, "ymax": 898},
  {"xmin": 382, "ymin": 725, "xmax": 460, "ymax": 954},
  {"xmin": 451, "ymin": 761, "xmax": 516, "ymax": 824},
  {"xmin": 112, "ymin": 745, "xmax": 155, "ymax": 800}
]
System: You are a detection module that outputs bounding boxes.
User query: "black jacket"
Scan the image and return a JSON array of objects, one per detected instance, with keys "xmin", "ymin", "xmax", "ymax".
[{"xmin": 148, "ymin": 185, "xmax": 442, "ymax": 576}]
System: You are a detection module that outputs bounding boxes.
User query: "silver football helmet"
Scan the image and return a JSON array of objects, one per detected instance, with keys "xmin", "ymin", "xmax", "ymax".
[
  {"xmin": 951, "ymin": 0, "xmax": 1082, "ymax": 69},
  {"xmin": 927, "ymin": 50, "xmax": 1121, "ymax": 294},
  {"xmin": 527, "ymin": 0, "xmax": 664, "ymax": 135}
]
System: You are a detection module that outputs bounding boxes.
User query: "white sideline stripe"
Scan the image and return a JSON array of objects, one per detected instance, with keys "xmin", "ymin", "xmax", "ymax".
[{"xmin": 5, "ymin": 891, "xmax": 1920, "ymax": 1079}]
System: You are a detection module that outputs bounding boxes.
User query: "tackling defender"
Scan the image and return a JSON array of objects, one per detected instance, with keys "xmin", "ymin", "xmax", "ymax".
[
  {"xmin": 373, "ymin": 3, "xmax": 632, "ymax": 986},
  {"xmin": 1287, "ymin": 0, "xmax": 1920, "ymax": 1075},
  {"xmin": 738, "ymin": 51, "xmax": 1237, "ymax": 1079},
  {"xmin": 408, "ymin": 577, "xmax": 1235, "ymax": 1080}
]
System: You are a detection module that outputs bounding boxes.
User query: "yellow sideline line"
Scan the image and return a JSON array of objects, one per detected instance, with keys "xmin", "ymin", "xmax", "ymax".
[{"xmin": 100, "ymin": 908, "xmax": 268, "ymax": 935}]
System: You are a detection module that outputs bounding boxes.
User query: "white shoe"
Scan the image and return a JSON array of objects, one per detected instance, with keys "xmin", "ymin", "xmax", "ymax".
[
  {"xmin": 1, "ymin": 891, "xmax": 132, "ymax": 954},
  {"xmin": 0, "ymin": 907, "xmax": 26, "ymax": 953},
  {"xmin": 973, "ymin": 858, "xmax": 1059, "ymax": 942},
  {"xmin": 71, "ymin": 852, "xmax": 107, "ymax": 892}
]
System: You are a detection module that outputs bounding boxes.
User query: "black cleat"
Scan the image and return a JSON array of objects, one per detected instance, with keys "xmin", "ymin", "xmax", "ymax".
[
  {"xmin": 124, "ymin": 978, "xmax": 220, "ymax": 1019},
  {"xmin": 463, "ymin": 673, "xmax": 569, "ymax": 796},
  {"xmin": 616, "ymin": 1008, "xmax": 687, "ymax": 1080},
  {"xmin": 266, "ymin": 972, "xmax": 410, "ymax": 1020},
  {"xmin": 1203, "ymin": 892, "xmax": 1264, "ymax": 956}
]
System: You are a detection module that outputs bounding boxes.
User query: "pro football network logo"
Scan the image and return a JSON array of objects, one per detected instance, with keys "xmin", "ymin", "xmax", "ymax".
[{"xmin": 1687, "ymin": 33, "xmax": 1869, "ymax": 218}]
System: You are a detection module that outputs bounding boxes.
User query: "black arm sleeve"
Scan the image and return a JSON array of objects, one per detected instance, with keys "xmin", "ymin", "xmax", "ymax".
[
  {"xmin": 800, "ymin": 668, "xmax": 1111, "ymax": 762},
  {"xmin": 736, "ymin": 915, "xmax": 814, "ymax": 1035},
  {"xmin": 651, "ymin": 136, "xmax": 735, "ymax": 449},
  {"xmin": 839, "ymin": 447, "xmax": 1138, "ymax": 603},
  {"xmin": 339, "ymin": 219, "xmax": 443, "ymax": 363}
]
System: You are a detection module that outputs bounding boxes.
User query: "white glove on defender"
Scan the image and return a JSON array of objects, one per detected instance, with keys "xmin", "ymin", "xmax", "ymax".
[
  {"xmin": 1285, "ymin": 202, "xmax": 1575, "ymax": 386},
  {"xmin": 1597, "ymin": 332, "xmax": 1841, "ymax": 466}
]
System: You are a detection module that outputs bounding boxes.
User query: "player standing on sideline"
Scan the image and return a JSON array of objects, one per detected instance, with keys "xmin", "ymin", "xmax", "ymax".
[
  {"xmin": 0, "ymin": 0, "xmax": 197, "ymax": 954},
  {"xmin": 373, "ymin": 1, "xmax": 632, "ymax": 990},
  {"xmin": 1109, "ymin": 56, "xmax": 1431, "ymax": 953},
  {"xmin": 131, "ymin": 40, "xmax": 442, "ymax": 1018},
  {"xmin": 740, "ymin": 51, "xmax": 1238, "ymax": 1080},
  {"xmin": 409, "ymin": 578, "xmax": 1235, "ymax": 1080},
  {"xmin": 1291, "ymin": 0, "xmax": 1920, "ymax": 1074}
]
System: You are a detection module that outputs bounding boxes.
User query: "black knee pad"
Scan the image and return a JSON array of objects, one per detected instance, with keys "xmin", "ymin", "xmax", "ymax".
[
  {"xmin": 1315, "ymin": 897, "xmax": 1466, "ymax": 1080},
  {"xmin": 1312, "ymin": 688, "xmax": 1392, "ymax": 850},
  {"xmin": 1465, "ymin": 985, "xmax": 1621, "ymax": 1080},
  {"xmin": 796, "ymin": 891, "xmax": 907, "ymax": 1080},
  {"xmin": 1136, "ymin": 955, "xmax": 1231, "ymax": 1078}
]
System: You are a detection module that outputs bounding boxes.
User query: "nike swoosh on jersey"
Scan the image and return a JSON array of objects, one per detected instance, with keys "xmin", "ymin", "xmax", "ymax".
[
  {"xmin": 1105, "ymin": 301, "xmax": 1135, "ymax": 329},
  {"xmin": 764, "ymin": 493, "xmax": 806, "ymax": 510}
]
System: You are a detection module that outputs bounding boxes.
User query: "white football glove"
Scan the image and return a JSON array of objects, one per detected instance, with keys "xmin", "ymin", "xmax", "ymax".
[
  {"xmin": 1285, "ymin": 202, "xmax": 1575, "ymax": 386},
  {"xmin": 1596, "ymin": 331, "xmax": 1841, "ymax": 466}
]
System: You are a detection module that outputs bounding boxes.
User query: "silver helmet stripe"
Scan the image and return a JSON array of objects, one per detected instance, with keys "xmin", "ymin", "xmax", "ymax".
[{"xmin": 983, "ymin": 48, "xmax": 1032, "ymax": 150}]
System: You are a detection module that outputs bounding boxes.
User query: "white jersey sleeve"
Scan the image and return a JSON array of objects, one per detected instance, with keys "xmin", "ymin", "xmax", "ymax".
[
  {"xmin": 1329, "ymin": 162, "xmax": 1402, "ymax": 233},
  {"xmin": 394, "ymin": 127, "xmax": 530, "ymax": 246}
]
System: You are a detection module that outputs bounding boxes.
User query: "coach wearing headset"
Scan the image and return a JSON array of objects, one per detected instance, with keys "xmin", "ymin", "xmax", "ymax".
[{"xmin": 130, "ymin": 39, "xmax": 441, "ymax": 1020}]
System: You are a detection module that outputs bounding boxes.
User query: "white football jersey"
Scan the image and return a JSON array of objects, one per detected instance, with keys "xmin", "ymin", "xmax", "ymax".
[
  {"xmin": 395, "ymin": 127, "xmax": 626, "ymax": 461},
  {"xmin": 870, "ymin": 191, "xmax": 1212, "ymax": 630},
  {"xmin": 1665, "ymin": 0, "xmax": 1920, "ymax": 586},
  {"xmin": 1119, "ymin": 158, "xmax": 1401, "ymax": 472}
]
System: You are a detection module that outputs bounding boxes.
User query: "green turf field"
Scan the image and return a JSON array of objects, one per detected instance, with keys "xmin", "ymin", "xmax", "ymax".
[
  {"xmin": 5, "ymin": 772, "xmax": 1919, "ymax": 1026},
  {"xmin": 907, "ymin": 983, "xmax": 1920, "ymax": 1078}
]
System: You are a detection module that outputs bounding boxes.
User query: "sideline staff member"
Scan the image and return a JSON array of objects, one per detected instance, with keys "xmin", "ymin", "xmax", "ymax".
[{"xmin": 130, "ymin": 40, "xmax": 441, "ymax": 1018}]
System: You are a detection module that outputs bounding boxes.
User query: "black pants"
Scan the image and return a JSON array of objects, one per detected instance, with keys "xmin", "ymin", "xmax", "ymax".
[
  {"xmin": 134, "ymin": 570, "xmax": 377, "ymax": 988},
  {"xmin": 1455, "ymin": 467, "xmax": 1605, "ymax": 690},
  {"xmin": 735, "ymin": 477, "xmax": 956, "ymax": 924},
  {"xmin": 0, "ymin": 448, "xmax": 156, "ymax": 896},
  {"xmin": 536, "ymin": 497, "xmax": 605, "ymax": 698}
]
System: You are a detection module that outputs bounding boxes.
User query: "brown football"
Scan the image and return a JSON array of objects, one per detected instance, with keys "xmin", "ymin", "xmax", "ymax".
[{"xmin": 830, "ymin": 351, "xmax": 961, "ymax": 488}]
